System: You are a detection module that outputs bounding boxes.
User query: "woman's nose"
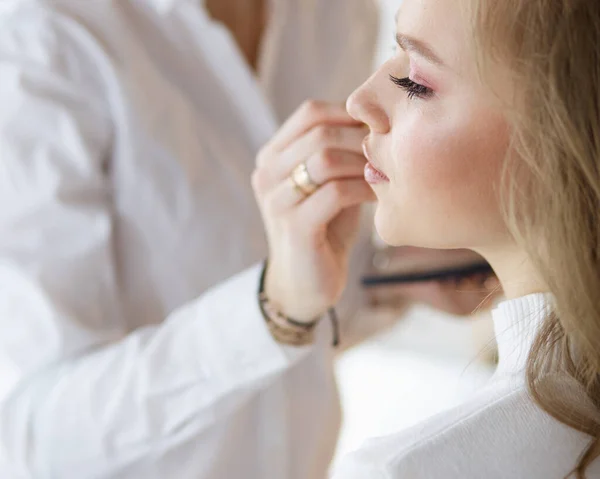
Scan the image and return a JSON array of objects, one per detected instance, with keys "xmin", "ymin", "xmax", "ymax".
[{"xmin": 346, "ymin": 73, "xmax": 390, "ymax": 134}]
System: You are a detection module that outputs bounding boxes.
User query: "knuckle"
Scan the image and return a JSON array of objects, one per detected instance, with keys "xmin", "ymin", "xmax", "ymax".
[
  {"xmin": 333, "ymin": 181, "xmax": 348, "ymax": 198},
  {"xmin": 326, "ymin": 180, "xmax": 346, "ymax": 201},
  {"xmin": 255, "ymin": 148, "xmax": 267, "ymax": 167},
  {"xmin": 300, "ymin": 99, "xmax": 325, "ymax": 119},
  {"xmin": 317, "ymin": 148, "xmax": 339, "ymax": 171},
  {"xmin": 314, "ymin": 125, "xmax": 339, "ymax": 144}
]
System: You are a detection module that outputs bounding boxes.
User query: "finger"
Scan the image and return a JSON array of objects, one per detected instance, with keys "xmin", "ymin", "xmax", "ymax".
[
  {"xmin": 262, "ymin": 177, "xmax": 307, "ymax": 215},
  {"xmin": 263, "ymin": 101, "xmax": 362, "ymax": 154},
  {"xmin": 296, "ymin": 179, "xmax": 375, "ymax": 229},
  {"xmin": 262, "ymin": 153, "xmax": 367, "ymax": 215},
  {"xmin": 270, "ymin": 125, "xmax": 368, "ymax": 182},
  {"xmin": 306, "ymin": 151, "xmax": 367, "ymax": 185}
]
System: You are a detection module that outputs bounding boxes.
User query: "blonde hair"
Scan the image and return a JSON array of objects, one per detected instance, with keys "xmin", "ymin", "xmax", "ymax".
[{"xmin": 471, "ymin": 0, "xmax": 600, "ymax": 477}]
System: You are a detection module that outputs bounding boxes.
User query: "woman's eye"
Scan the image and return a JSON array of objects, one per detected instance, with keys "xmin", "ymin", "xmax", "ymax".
[{"xmin": 389, "ymin": 75, "xmax": 433, "ymax": 100}]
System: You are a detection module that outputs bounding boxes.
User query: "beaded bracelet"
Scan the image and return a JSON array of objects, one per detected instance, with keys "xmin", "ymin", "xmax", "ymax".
[{"xmin": 258, "ymin": 261, "xmax": 340, "ymax": 347}]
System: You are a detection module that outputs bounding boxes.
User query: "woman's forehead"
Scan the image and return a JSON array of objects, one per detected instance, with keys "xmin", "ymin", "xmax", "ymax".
[{"xmin": 395, "ymin": 0, "xmax": 476, "ymax": 75}]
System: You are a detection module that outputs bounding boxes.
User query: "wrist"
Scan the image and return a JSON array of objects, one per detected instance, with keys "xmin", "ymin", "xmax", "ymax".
[
  {"xmin": 259, "ymin": 260, "xmax": 340, "ymax": 347},
  {"xmin": 259, "ymin": 261, "xmax": 319, "ymax": 346},
  {"xmin": 264, "ymin": 261, "xmax": 326, "ymax": 324}
]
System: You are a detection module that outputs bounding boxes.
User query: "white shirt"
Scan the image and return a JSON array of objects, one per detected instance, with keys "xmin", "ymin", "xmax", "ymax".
[
  {"xmin": 332, "ymin": 293, "xmax": 600, "ymax": 479},
  {"xmin": 0, "ymin": 1, "xmax": 379, "ymax": 478}
]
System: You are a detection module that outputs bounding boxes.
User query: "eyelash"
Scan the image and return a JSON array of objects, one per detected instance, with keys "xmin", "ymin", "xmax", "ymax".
[{"xmin": 389, "ymin": 75, "xmax": 433, "ymax": 100}]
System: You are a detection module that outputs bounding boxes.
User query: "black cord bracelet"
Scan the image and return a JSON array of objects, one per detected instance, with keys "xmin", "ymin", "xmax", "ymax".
[{"xmin": 258, "ymin": 260, "xmax": 340, "ymax": 347}]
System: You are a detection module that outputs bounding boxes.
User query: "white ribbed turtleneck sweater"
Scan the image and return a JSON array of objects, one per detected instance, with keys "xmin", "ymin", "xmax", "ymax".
[{"xmin": 333, "ymin": 294, "xmax": 600, "ymax": 479}]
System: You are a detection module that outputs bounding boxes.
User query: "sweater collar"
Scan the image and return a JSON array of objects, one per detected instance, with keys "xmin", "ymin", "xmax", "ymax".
[{"xmin": 492, "ymin": 293, "xmax": 553, "ymax": 375}]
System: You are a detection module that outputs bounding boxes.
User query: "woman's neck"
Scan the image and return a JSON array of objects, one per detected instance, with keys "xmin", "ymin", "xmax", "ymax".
[{"xmin": 476, "ymin": 245, "xmax": 548, "ymax": 299}]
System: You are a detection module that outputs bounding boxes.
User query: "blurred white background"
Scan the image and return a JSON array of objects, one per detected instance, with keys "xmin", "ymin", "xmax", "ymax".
[
  {"xmin": 331, "ymin": 0, "xmax": 498, "ymax": 469},
  {"xmin": 333, "ymin": 306, "xmax": 496, "ymax": 468}
]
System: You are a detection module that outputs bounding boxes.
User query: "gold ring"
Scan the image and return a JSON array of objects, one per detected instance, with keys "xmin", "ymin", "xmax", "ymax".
[{"xmin": 290, "ymin": 162, "xmax": 319, "ymax": 196}]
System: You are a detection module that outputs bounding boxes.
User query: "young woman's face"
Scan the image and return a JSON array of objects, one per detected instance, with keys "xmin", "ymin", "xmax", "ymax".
[{"xmin": 347, "ymin": 0, "xmax": 511, "ymax": 251}]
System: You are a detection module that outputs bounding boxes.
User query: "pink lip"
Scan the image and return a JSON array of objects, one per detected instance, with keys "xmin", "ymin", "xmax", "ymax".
[{"xmin": 362, "ymin": 141, "xmax": 390, "ymax": 184}]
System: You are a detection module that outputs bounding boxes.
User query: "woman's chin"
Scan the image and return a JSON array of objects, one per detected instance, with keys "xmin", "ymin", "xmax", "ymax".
[
  {"xmin": 373, "ymin": 207, "xmax": 405, "ymax": 247},
  {"xmin": 373, "ymin": 205, "xmax": 440, "ymax": 249}
]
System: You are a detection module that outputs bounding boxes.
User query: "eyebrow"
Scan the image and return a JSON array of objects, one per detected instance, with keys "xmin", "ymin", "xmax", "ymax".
[{"xmin": 395, "ymin": 33, "xmax": 445, "ymax": 68}]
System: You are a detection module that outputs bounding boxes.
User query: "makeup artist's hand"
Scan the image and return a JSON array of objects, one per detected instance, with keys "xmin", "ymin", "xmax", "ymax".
[{"xmin": 252, "ymin": 101, "xmax": 375, "ymax": 322}]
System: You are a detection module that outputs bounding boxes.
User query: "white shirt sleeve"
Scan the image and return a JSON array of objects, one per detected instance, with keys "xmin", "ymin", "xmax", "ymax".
[{"xmin": 0, "ymin": 13, "xmax": 310, "ymax": 479}]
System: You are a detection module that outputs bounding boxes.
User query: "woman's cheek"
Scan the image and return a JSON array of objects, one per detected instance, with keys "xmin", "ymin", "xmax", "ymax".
[
  {"xmin": 389, "ymin": 117, "xmax": 461, "ymax": 192},
  {"xmin": 382, "ymin": 108, "xmax": 508, "ymax": 247},
  {"xmin": 397, "ymin": 109, "xmax": 504, "ymax": 200}
]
